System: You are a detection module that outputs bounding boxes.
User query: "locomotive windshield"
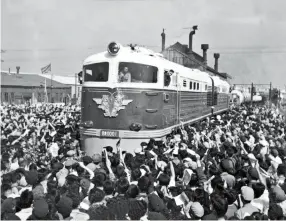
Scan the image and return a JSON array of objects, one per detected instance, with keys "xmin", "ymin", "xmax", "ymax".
[
  {"xmin": 118, "ymin": 62, "xmax": 158, "ymax": 83},
  {"xmin": 84, "ymin": 62, "xmax": 109, "ymax": 82}
]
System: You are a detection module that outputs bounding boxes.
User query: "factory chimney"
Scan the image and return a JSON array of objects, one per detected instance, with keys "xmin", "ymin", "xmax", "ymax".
[
  {"xmin": 189, "ymin": 25, "xmax": 198, "ymax": 52},
  {"xmin": 201, "ymin": 44, "xmax": 209, "ymax": 65},
  {"xmin": 214, "ymin": 53, "xmax": 220, "ymax": 72},
  {"xmin": 161, "ymin": 29, "xmax": 166, "ymax": 52},
  {"xmin": 16, "ymin": 66, "xmax": 20, "ymax": 74}
]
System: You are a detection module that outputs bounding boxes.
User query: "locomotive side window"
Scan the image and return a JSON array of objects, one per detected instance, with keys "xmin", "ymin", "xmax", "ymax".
[
  {"xmin": 205, "ymin": 84, "xmax": 207, "ymax": 91},
  {"xmin": 193, "ymin": 82, "xmax": 196, "ymax": 90},
  {"xmin": 83, "ymin": 62, "xmax": 109, "ymax": 82},
  {"xmin": 190, "ymin": 81, "xmax": 193, "ymax": 90},
  {"xmin": 197, "ymin": 83, "xmax": 199, "ymax": 90},
  {"xmin": 118, "ymin": 62, "xmax": 158, "ymax": 83},
  {"xmin": 183, "ymin": 80, "xmax": 187, "ymax": 87}
]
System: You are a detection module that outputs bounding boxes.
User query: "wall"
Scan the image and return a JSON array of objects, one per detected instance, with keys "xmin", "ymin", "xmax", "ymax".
[
  {"xmin": 71, "ymin": 85, "xmax": 82, "ymax": 98},
  {"xmin": 162, "ymin": 48, "xmax": 204, "ymax": 69},
  {"xmin": 1, "ymin": 86, "xmax": 71, "ymax": 105}
]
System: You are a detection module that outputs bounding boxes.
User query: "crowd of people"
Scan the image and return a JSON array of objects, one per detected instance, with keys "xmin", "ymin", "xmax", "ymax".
[{"xmin": 1, "ymin": 103, "xmax": 286, "ymax": 220}]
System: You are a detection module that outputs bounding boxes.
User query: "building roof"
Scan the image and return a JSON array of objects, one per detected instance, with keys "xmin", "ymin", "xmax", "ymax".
[
  {"xmin": 1, "ymin": 72, "xmax": 70, "ymax": 88},
  {"xmin": 164, "ymin": 42, "xmax": 232, "ymax": 79},
  {"xmin": 170, "ymin": 42, "xmax": 205, "ymax": 63},
  {"xmin": 39, "ymin": 74, "xmax": 79, "ymax": 85}
]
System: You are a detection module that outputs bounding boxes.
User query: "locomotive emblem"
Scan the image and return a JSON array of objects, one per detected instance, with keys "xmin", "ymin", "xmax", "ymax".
[{"xmin": 93, "ymin": 91, "xmax": 133, "ymax": 117}]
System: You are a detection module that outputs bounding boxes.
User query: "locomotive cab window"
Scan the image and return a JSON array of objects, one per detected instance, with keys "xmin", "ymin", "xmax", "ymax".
[
  {"xmin": 164, "ymin": 70, "xmax": 171, "ymax": 87},
  {"xmin": 83, "ymin": 62, "xmax": 109, "ymax": 82},
  {"xmin": 118, "ymin": 62, "xmax": 158, "ymax": 83}
]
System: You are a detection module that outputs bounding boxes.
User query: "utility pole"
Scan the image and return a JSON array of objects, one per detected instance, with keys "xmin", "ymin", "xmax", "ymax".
[
  {"xmin": 75, "ymin": 73, "xmax": 77, "ymax": 103},
  {"xmin": 50, "ymin": 77, "xmax": 52, "ymax": 103},
  {"xmin": 269, "ymin": 82, "xmax": 272, "ymax": 107},
  {"xmin": 250, "ymin": 83, "xmax": 254, "ymax": 106},
  {"xmin": 1, "ymin": 50, "xmax": 5, "ymax": 62}
]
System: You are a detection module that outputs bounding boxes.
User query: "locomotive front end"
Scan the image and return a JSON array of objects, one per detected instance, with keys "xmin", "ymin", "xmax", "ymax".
[{"xmin": 80, "ymin": 43, "xmax": 166, "ymax": 155}]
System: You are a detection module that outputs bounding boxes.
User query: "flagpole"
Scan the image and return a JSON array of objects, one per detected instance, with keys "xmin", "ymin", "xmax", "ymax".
[
  {"xmin": 50, "ymin": 64, "xmax": 53, "ymax": 103},
  {"xmin": 44, "ymin": 78, "xmax": 47, "ymax": 103}
]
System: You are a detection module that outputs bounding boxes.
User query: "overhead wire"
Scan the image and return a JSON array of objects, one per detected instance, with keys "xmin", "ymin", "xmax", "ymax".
[{"xmin": 3, "ymin": 45, "xmax": 286, "ymax": 53}]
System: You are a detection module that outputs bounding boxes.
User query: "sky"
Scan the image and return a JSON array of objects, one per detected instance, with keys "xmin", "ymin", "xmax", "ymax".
[{"xmin": 1, "ymin": 0, "xmax": 286, "ymax": 89}]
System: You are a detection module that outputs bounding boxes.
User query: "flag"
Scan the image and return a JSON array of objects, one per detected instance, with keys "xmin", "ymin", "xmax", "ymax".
[
  {"xmin": 41, "ymin": 63, "xmax": 51, "ymax": 74},
  {"xmin": 116, "ymin": 138, "xmax": 121, "ymax": 148}
]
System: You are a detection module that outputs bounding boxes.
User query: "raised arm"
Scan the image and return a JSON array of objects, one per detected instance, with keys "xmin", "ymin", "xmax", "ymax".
[
  {"xmin": 169, "ymin": 161, "xmax": 176, "ymax": 187},
  {"xmin": 104, "ymin": 149, "xmax": 116, "ymax": 182},
  {"xmin": 78, "ymin": 162, "xmax": 94, "ymax": 180}
]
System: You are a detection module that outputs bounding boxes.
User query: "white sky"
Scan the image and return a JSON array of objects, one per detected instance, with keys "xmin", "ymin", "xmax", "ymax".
[{"xmin": 1, "ymin": 0, "xmax": 286, "ymax": 88}]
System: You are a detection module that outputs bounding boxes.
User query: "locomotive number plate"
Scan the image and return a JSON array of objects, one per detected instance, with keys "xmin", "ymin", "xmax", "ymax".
[{"xmin": 100, "ymin": 130, "xmax": 119, "ymax": 138}]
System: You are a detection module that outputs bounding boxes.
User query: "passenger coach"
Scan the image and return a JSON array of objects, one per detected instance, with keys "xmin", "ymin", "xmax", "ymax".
[{"xmin": 79, "ymin": 42, "xmax": 230, "ymax": 155}]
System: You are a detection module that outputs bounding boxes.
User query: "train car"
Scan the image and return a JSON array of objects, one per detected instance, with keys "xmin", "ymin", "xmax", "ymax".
[
  {"xmin": 281, "ymin": 90, "xmax": 286, "ymax": 107},
  {"xmin": 79, "ymin": 42, "xmax": 230, "ymax": 155},
  {"xmin": 230, "ymin": 89, "xmax": 262, "ymax": 105}
]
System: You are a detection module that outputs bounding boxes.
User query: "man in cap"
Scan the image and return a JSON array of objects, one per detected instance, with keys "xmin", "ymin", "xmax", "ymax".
[
  {"xmin": 235, "ymin": 186, "xmax": 259, "ymax": 219},
  {"xmin": 185, "ymin": 201, "xmax": 205, "ymax": 220}
]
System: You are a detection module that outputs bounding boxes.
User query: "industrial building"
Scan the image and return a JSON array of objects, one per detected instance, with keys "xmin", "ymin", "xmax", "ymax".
[
  {"xmin": 0, "ymin": 71, "xmax": 80, "ymax": 105},
  {"xmin": 160, "ymin": 27, "xmax": 232, "ymax": 80}
]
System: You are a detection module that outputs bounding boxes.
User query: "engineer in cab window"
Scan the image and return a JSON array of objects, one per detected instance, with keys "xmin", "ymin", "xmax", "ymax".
[{"xmin": 118, "ymin": 67, "xmax": 131, "ymax": 82}]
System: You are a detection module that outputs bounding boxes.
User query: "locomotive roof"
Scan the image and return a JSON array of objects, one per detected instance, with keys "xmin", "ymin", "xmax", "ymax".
[{"xmin": 83, "ymin": 45, "xmax": 228, "ymax": 86}]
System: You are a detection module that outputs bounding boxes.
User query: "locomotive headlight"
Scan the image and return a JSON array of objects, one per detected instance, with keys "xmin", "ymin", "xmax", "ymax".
[
  {"xmin": 107, "ymin": 42, "xmax": 120, "ymax": 55},
  {"xmin": 81, "ymin": 120, "xmax": 93, "ymax": 128}
]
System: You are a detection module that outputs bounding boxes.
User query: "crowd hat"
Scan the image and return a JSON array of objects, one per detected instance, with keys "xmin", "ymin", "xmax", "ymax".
[
  {"xmin": 272, "ymin": 186, "xmax": 286, "ymax": 203},
  {"xmin": 92, "ymin": 153, "xmax": 102, "ymax": 163},
  {"xmin": 241, "ymin": 186, "xmax": 254, "ymax": 201},
  {"xmin": 56, "ymin": 196, "xmax": 73, "ymax": 218},
  {"xmin": 190, "ymin": 202, "xmax": 205, "ymax": 218},
  {"xmin": 134, "ymin": 147, "xmax": 143, "ymax": 155},
  {"xmin": 248, "ymin": 167, "xmax": 259, "ymax": 180},
  {"xmin": 1, "ymin": 198, "xmax": 16, "ymax": 215},
  {"xmin": 56, "ymin": 168, "xmax": 69, "ymax": 187},
  {"xmin": 33, "ymin": 199, "xmax": 49, "ymax": 218},
  {"xmin": 86, "ymin": 163, "xmax": 97, "ymax": 172},
  {"xmin": 80, "ymin": 178, "xmax": 91, "ymax": 191},
  {"xmin": 148, "ymin": 194, "xmax": 167, "ymax": 213},
  {"xmin": 65, "ymin": 159, "xmax": 77, "ymax": 167},
  {"xmin": 221, "ymin": 159, "xmax": 234, "ymax": 174},
  {"xmin": 24, "ymin": 171, "xmax": 38, "ymax": 186},
  {"xmin": 32, "ymin": 185, "xmax": 45, "ymax": 200},
  {"xmin": 66, "ymin": 150, "xmax": 76, "ymax": 157}
]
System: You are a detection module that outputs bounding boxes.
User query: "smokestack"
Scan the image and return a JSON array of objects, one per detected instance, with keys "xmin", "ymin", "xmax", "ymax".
[
  {"xmin": 189, "ymin": 25, "xmax": 198, "ymax": 52},
  {"xmin": 201, "ymin": 44, "xmax": 209, "ymax": 65},
  {"xmin": 161, "ymin": 29, "xmax": 166, "ymax": 51},
  {"xmin": 214, "ymin": 53, "xmax": 220, "ymax": 72},
  {"xmin": 16, "ymin": 66, "xmax": 20, "ymax": 74}
]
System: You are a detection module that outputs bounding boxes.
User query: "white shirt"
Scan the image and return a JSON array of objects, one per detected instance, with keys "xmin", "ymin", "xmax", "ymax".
[
  {"xmin": 278, "ymin": 200, "xmax": 286, "ymax": 216},
  {"xmin": 70, "ymin": 209, "xmax": 89, "ymax": 221},
  {"xmin": 10, "ymin": 161, "xmax": 19, "ymax": 171},
  {"xmin": 251, "ymin": 189, "xmax": 269, "ymax": 214},
  {"xmin": 16, "ymin": 207, "xmax": 33, "ymax": 221}
]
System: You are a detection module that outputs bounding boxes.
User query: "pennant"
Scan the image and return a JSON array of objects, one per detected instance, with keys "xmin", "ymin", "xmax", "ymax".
[
  {"xmin": 182, "ymin": 169, "xmax": 193, "ymax": 185},
  {"xmin": 174, "ymin": 192, "xmax": 190, "ymax": 206}
]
